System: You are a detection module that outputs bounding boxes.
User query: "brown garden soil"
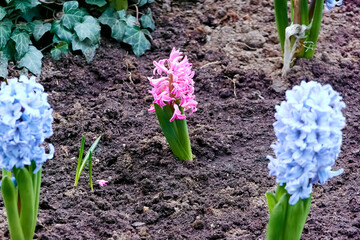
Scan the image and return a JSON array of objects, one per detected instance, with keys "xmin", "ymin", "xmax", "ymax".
[{"xmin": 1, "ymin": 0, "xmax": 360, "ymax": 239}]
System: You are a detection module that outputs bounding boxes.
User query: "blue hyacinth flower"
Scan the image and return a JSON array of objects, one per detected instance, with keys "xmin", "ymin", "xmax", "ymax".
[
  {"xmin": 325, "ymin": 0, "xmax": 343, "ymax": 10},
  {"xmin": 267, "ymin": 81, "xmax": 345, "ymax": 205},
  {"xmin": 0, "ymin": 76, "xmax": 54, "ymax": 173}
]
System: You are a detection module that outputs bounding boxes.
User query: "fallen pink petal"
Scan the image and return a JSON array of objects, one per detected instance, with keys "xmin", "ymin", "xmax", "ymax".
[{"xmin": 96, "ymin": 180, "xmax": 108, "ymax": 187}]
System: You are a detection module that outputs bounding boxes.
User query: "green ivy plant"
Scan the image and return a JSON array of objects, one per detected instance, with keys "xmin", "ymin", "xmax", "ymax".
[{"xmin": 0, "ymin": 0, "xmax": 155, "ymax": 78}]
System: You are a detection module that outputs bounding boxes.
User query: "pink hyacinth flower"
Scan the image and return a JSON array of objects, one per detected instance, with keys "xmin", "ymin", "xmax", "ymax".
[
  {"xmin": 148, "ymin": 48, "xmax": 198, "ymax": 121},
  {"xmin": 96, "ymin": 180, "xmax": 108, "ymax": 187}
]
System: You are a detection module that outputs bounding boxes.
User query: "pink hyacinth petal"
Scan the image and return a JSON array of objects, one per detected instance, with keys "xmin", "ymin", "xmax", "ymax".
[
  {"xmin": 170, "ymin": 104, "xmax": 187, "ymax": 122},
  {"xmin": 153, "ymin": 60, "xmax": 169, "ymax": 75},
  {"xmin": 96, "ymin": 180, "xmax": 108, "ymax": 187},
  {"xmin": 148, "ymin": 48, "xmax": 197, "ymax": 121},
  {"xmin": 148, "ymin": 105, "xmax": 155, "ymax": 112}
]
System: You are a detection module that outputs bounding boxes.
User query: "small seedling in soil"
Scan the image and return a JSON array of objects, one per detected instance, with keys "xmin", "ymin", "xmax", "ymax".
[
  {"xmin": 74, "ymin": 136, "xmax": 101, "ymax": 191},
  {"xmin": 265, "ymin": 81, "xmax": 345, "ymax": 240}
]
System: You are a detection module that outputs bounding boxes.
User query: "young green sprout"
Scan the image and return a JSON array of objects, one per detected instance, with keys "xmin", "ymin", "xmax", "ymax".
[{"xmin": 74, "ymin": 136, "xmax": 101, "ymax": 191}]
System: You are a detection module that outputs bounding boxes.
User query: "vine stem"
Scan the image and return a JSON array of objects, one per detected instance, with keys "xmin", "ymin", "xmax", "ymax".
[{"xmin": 40, "ymin": 42, "xmax": 56, "ymax": 52}]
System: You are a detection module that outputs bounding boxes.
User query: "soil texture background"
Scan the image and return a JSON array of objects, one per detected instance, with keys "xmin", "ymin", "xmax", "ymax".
[{"xmin": 0, "ymin": 0, "xmax": 360, "ymax": 239}]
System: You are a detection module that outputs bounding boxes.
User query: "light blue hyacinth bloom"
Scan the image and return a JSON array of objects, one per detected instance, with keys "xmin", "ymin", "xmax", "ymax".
[
  {"xmin": 325, "ymin": 0, "xmax": 343, "ymax": 10},
  {"xmin": 0, "ymin": 76, "xmax": 54, "ymax": 173},
  {"xmin": 267, "ymin": 81, "xmax": 345, "ymax": 205}
]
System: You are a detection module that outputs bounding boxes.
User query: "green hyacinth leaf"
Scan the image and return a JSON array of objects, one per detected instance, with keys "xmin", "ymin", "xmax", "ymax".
[
  {"xmin": 274, "ymin": 0, "xmax": 288, "ymax": 53},
  {"xmin": 266, "ymin": 192, "xmax": 277, "ymax": 214},
  {"xmin": 154, "ymin": 104, "xmax": 193, "ymax": 161},
  {"xmin": 302, "ymin": 0, "xmax": 323, "ymax": 58},
  {"xmin": 283, "ymin": 195, "xmax": 312, "ymax": 240},
  {"xmin": 266, "ymin": 193, "xmax": 289, "ymax": 240},
  {"xmin": 14, "ymin": 168, "xmax": 35, "ymax": 240},
  {"xmin": 1, "ymin": 175, "xmax": 25, "ymax": 240}
]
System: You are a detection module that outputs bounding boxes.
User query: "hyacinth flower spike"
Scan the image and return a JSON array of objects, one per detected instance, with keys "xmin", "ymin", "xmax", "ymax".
[
  {"xmin": 148, "ymin": 48, "xmax": 197, "ymax": 161},
  {"xmin": 265, "ymin": 81, "xmax": 345, "ymax": 240},
  {"xmin": 0, "ymin": 76, "xmax": 54, "ymax": 240}
]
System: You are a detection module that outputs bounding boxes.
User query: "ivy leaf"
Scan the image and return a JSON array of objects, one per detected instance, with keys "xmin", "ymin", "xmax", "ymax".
[
  {"xmin": 116, "ymin": 10, "xmax": 127, "ymax": 20},
  {"xmin": 140, "ymin": 8, "xmax": 155, "ymax": 31},
  {"xmin": 142, "ymin": 28, "xmax": 152, "ymax": 40},
  {"xmin": 2, "ymin": 40, "xmax": 16, "ymax": 61},
  {"xmin": 111, "ymin": 19, "xmax": 126, "ymax": 41},
  {"xmin": 138, "ymin": 0, "xmax": 154, "ymax": 7},
  {"xmin": 51, "ymin": 41, "xmax": 69, "ymax": 60},
  {"xmin": 11, "ymin": 29, "xmax": 30, "ymax": 59},
  {"xmin": 18, "ymin": 46, "xmax": 43, "ymax": 76},
  {"xmin": 21, "ymin": 6, "xmax": 41, "ymax": 22},
  {"xmin": 15, "ymin": 0, "xmax": 40, "ymax": 13},
  {"xmin": 0, "ymin": 52, "xmax": 8, "ymax": 78},
  {"xmin": 51, "ymin": 20, "xmax": 73, "ymax": 43},
  {"xmin": 33, "ymin": 20, "xmax": 51, "ymax": 41},
  {"xmin": 0, "ymin": 19, "xmax": 12, "ymax": 49},
  {"xmin": 99, "ymin": 7, "xmax": 117, "ymax": 27},
  {"xmin": 0, "ymin": 7, "xmax": 6, "ymax": 21},
  {"xmin": 16, "ymin": 22, "xmax": 35, "ymax": 34},
  {"xmin": 61, "ymin": 1, "xmax": 87, "ymax": 30},
  {"xmin": 85, "ymin": 0, "xmax": 107, "ymax": 7},
  {"xmin": 123, "ymin": 25, "xmax": 151, "ymax": 57},
  {"xmin": 72, "ymin": 36, "xmax": 98, "ymax": 63},
  {"xmin": 125, "ymin": 14, "xmax": 136, "ymax": 27},
  {"xmin": 74, "ymin": 16, "xmax": 101, "ymax": 45}
]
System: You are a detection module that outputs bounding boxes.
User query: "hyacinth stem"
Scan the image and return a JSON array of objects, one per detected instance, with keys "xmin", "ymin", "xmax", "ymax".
[
  {"xmin": 274, "ymin": 0, "xmax": 289, "ymax": 53},
  {"xmin": 302, "ymin": 0, "xmax": 323, "ymax": 58},
  {"xmin": 266, "ymin": 184, "xmax": 312, "ymax": 240},
  {"xmin": 154, "ymin": 103, "xmax": 193, "ymax": 161},
  {"xmin": 293, "ymin": 0, "xmax": 301, "ymax": 24},
  {"xmin": 1, "ymin": 175, "xmax": 25, "ymax": 240}
]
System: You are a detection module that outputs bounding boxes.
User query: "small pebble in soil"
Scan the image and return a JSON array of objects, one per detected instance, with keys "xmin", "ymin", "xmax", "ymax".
[{"xmin": 192, "ymin": 219, "xmax": 205, "ymax": 230}]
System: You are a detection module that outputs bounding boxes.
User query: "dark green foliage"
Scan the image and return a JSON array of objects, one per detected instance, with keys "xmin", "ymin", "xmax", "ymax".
[{"xmin": 0, "ymin": 0, "xmax": 154, "ymax": 77}]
